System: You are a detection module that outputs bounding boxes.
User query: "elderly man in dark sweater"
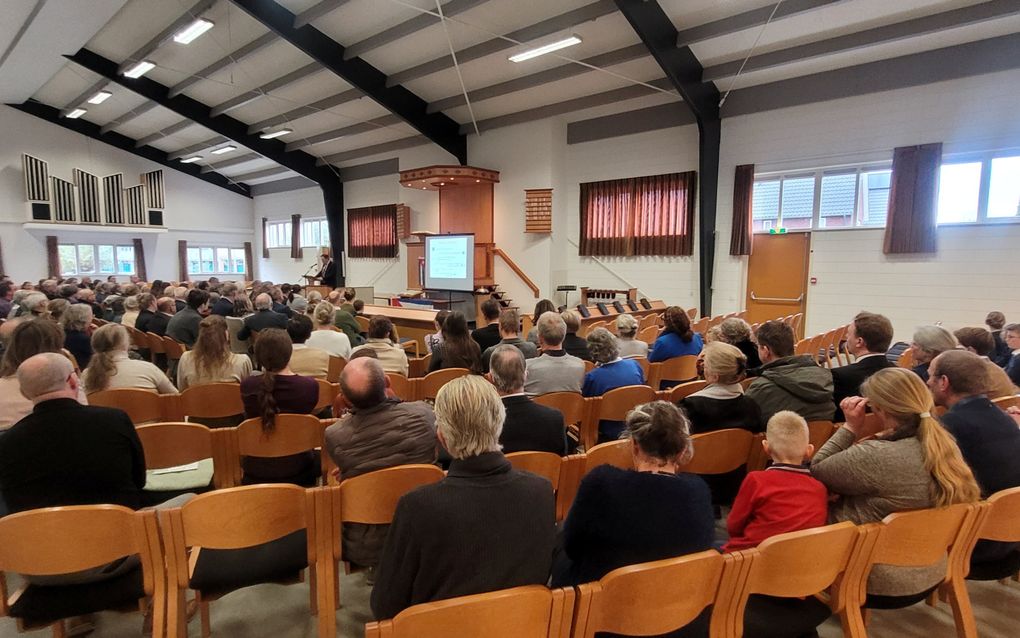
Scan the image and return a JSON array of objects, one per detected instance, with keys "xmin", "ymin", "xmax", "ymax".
[{"xmin": 370, "ymin": 375, "xmax": 555, "ymax": 620}]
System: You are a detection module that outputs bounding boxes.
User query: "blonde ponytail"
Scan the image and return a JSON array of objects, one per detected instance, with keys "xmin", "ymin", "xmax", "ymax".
[{"xmin": 82, "ymin": 324, "xmax": 128, "ymax": 392}]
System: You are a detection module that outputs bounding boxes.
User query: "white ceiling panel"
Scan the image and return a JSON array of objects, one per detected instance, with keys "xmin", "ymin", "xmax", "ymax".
[
  {"xmin": 311, "ymin": 0, "xmax": 437, "ymax": 50},
  {"xmin": 215, "ymin": 156, "xmax": 278, "ymax": 175},
  {"xmin": 659, "ymin": 0, "xmax": 779, "ymax": 31},
  {"xmin": 242, "ymin": 170, "xmax": 303, "ymax": 185},
  {"xmin": 223, "ymin": 69, "xmax": 354, "ymax": 123},
  {"xmin": 302, "ymin": 122, "xmax": 420, "ymax": 157},
  {"xmin": 179, "ymin": 40, "xmax": 312, "ymax": 106},
  {"xmin": 31, "ymin": 65, "xmax": 102, "ymax": 108},
  {"xmin": 85, "ymin": 0, "xmax": 196, "ymax": 62},
  {"xmin": 146, "ymin": 124, "xmax": 216, "ymax": 151}
]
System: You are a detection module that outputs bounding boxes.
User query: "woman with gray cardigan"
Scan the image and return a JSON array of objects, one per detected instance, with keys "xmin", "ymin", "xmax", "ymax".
[{"xmin": 811, "ymin": 367, "xmax": 979, "ymax": 607}]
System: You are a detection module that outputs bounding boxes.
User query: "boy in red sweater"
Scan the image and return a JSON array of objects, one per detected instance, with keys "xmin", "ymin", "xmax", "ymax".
[{"xmin": 723, "ymin": 411, "xmax": 828, "ymax": 552}]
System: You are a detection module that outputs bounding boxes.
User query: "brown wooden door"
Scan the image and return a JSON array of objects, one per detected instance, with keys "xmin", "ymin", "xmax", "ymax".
[{"xmin": 745, "ymin": 233, "xmax": 810, "ymax": 336}]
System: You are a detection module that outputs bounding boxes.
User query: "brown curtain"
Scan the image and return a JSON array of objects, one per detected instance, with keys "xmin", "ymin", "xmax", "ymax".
[
  {"xmin": 0, "ymin": 236, "xmax": 5, "ymax": 276},
  {"xmin": 244, "ymin": 242, "xmax": 254, "ymax": 281},
  {"xmin": 347, "ymin": 204, "xmax": 398, "ymax": 258},
  {"xmin": 132, "ymin": 238, "xmax": 147, "ymax": 282},
  {"xmin": 290, "ymin": 213, "xmax": 303, "ymax": 260},
  {"xmin": 178, "ymin": 240, "xmax": 188, "ymax": 282},
  {"xmin": 46, "ymin": 236, "xmax": 59, "ymax": 278},
  {"xmin": 730, "ymin": 164, "xmax": 755, "ymax": 256},
  {"xmin": 579, "ymin": 172, "xmax": 697, "ymax": 257},
  {"xmin": 884, "ymin": 143, "xmax": 941, "ymax": 254},
  {"xmin": 261, "ymin": 217, "xmax": 269, "ymax": 258}
]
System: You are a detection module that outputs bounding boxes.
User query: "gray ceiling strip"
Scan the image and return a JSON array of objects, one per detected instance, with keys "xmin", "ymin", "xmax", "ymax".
[
  {"xmin": 99, "ymin": 101, "xmax": 158, "ymax": 134},
  {"xmin": 318, "ymin": 136, "xmax": 429, "ymax": 165},
  {"xmin": 427, "ymin": 43, "xmax": 648, "ymax": 113},
  {"xmin": 134, "ymin": 119, "xmax": 193, "ymax": 147},
  {"xmin": 209, "ymin": 62, "xmax": 322, "ymax": 117},
  {"xmin": 284, "ymin": 114, "xmax": 402, "ymax": 151},
  {"xmin": 167, "ymin": 135, "xmax": 229, "ymax": 160},
  {"xmin": 337, "ymin": 157, "xmax": 399, "ymax": 181},
  {"xmin": 168, "ymin": 32, "xmax": 277, "ymax": 97},
  {"xmin": 343, "ymin": 0, "xmax": 490, "ymax": 60},
  {"xmin": 117, "ymin": 0, "xmax": 217, "ymax": 71},
  {"xmin": 249, "ymin": 175, "xmax": 318, "ymax": 195},
  {"xmin": 200, "ymin": 152, "xmax": 261, "ymax": 173},
  {"xmin": 676, "ymin": 0, "xmax": 844, "ymax": 46},
  {"xmin": 293, "ymin": 0, "xmax": 351, "ymax": 29},
  {"xmin": 567, "ymin": 101, "xmax": 695, "ymax": 143},
  {"xmin": 703, "ymin": 0, "xmax": 1020, "ymax": 81},
  {"xmin": 0, "ymin": 0, "xmax": 47, "ymax": 70},
  {"xmin": 62, "ymin": 79, "xmax": 109, "ymax": 111},
  {"xmin": 386, "ymin": 0, "xmax": 617, "ymax": 87},
  {"xmin": 246, "ymin": 88, "xmax": 363, "ymax": 133},
  {"xmin": 229, "ymin": 166, "xmax": 292, "ymax": 181}
]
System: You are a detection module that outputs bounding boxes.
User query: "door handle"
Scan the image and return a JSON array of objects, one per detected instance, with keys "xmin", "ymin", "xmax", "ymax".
[{"xmin": 750, "ymin": 291, "xmax": 804, "ymax": 303}]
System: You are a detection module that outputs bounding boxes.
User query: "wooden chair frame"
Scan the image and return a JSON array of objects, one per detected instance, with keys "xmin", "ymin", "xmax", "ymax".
[
  {"xmin": 660, "ymin": 380, "xmax": 708, "ymax": 403},
  {"xmin": 680, "ymin": 429, "xmax": 754, "ymax": 476},
  {"xmin": 136, "ymin": 422, "xmax": 231, "ymax": 490},
  {"xmin": 234, "ymin": 414, "xmax": 329, "ymax": 486},
  {"xmin": 647, "ymin": 355, "xmax": 698, "ymax": 390},
  {"xmin": 418, "ymin": 368, "xmax": 470, "ymax": 401},
  {"xmin": 588, "ymin": 385, "xmax": 656, "ymax": 451},
  {"xmin": 87, "ymin": 388, "xmax": 166, "ymax": 424},
  {"xmin": 178, "ymin": 383, "xmax": 244, "ymax": 422},
  {"xmin": 326, "ymin": 356, "xmax": 346, "ymax": 383},
  {"xmin": 582, "ymin": 439, "xmax": 633, "ymax": 475}
]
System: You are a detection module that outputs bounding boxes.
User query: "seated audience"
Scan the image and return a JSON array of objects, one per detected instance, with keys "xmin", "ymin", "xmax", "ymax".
[
  {"xmin": 724, "ymin": 411, "xmax": 828, "ymax": 551},
  {"xmin": 148, "ymin": 297, "xmax": 175, "ymax": 336},
  {"xmin": 371, "ymin": 376, "xmax": 555, "ymax": 620},
  {"xmin": 928, "ymin": 350, "xmax": 1020, "ymax": 565},
  {"xmin": 176, "ymin": 315, "xmax": 253, "ymax": 390},
  {"xmin": 82, "ymin": 324, "xmax": 177, "ymax": 395},
  {"xmin": 1003, "ymin": 322, "xmax": 1020, "ymax": 386},
  {"xmin": 16, "ymin": 292, "xmax": 49, "ymax": 319},
  {"xmin": 986, "ymin": 310, "xmax": 1011, "ymax": 367},
  {"xmin": 46, "ymin": 298, "xmax": 69, "ymax": 324},
  {"xmin": 746, "ymin": 320, "xmax": 834, "ymax": 426},
  {"xmin": 135, "ymin": 293, "xmax": 157, "ymax": 332},
  {"xmin": 428, "ymin": 311, "xmax": 482, "ymax": 374},
  {"xmin": 648, "ymin": 306, "xmax": 704, "ymax": 370},
  {"xmin": 471, "ymin": 299, "xmax": 503, "ymax": 352},
  {"xmin": 560, "ymin": 310, "xmax": 593, "ymax": 361},
  {"xmin": 811, "ymin": 368, "xmax": 979, "ymax": 603},
  {"xmin": 325, "ymin": 358, "xmax": 437, "ymax": 569},
  {"xmin": 210, "ymin": 282, "xmax": 238, "ymax": 316},
  {"xmin": 614, "ymin": 313, "xmax": 648, "ymax": 358},
  {"xmin": 353, "ymin": 316, "xmax": 409, "ymax": 376},
  {"xmin": 424, "ymin": 309, "xmax": 449, "ymax": 355},
  {"xmin": 121, "ymin": 295, "xmax": 140, "ymax": 330},
  {"xmin": 237, "ymin": 292, "xmax": 288, "ymax": 341},
  {"xmin": 102, "ymin": 294, "xmax": 125, "ymax": 323},
  {"xmin": 680, "ymin": 341, "xmax": 761, "ymax": 434},
  {"xmin": 481, "ymin": 308, "xmax": 538, "ymax": 372},
  {"xmin": 339, "ymin": 288, "xmax": 356, "ymax": 314},
  {"xmin": 173, "ymin": 287, "xmax": 187, "ymax": 313},
  {"xmin": 953, "ymin": 326, "xmax": 1017, "ymax": 398},
  {"xmin": 526, "ymin": 299, "xmax": 557, "ymax": 345},
  {"xmin": 0, "ymin": 282, "xmax": 11, "ymax": 319},
  {"xmin": 552, "ymin": 401, "xmax": 714, "ymax": 591},
  {"xmin": 167, "ymin": 289, "xmax": 210, "ymax": 347},
  {"xmin": 524, "ymin": 312, "xmax": 586, "ymax": 395},
  {"xmin": 328, "ymin": 290, "xmax": 364, "ymax": 346},
  {"xmin": 60, "ymin": 303, "xmax": 94, "ymax": 370},
  {"xmin": 239, "ymin": 329, "xmax": 319, "ymax": 486},
  {"xmin": 717, "ymin": 317, "xmax": 762, "ymax": 369},
  {"xmin": 582, "ymin": 327, "xmax": 645, "ymax": 442},
  {"xmin": 832, "ymin": 311, "xmax": 895, "ymax": 421},
  {"xmin": 489, "ymin": 345, "xmax": 569, "ymax": 455},
  {"xmin": 0, "ymin": 320, "xmax": 87, "ymax": 430},
  {"xmin": 909, "ymin": 324, "xmax": 957, "ymax": 382},
  {"xmin": 287, "ymin": 314, "xmax": 332, "ymax": 379},
  {"xmin": 271, "ymin": 287, "xmax": 293, "ymax": 318},
  {"xmin": 306, "ymin": 301, "xmax": 352, "ymax": 359}
]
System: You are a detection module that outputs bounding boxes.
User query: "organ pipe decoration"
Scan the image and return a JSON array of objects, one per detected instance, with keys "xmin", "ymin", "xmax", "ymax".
[{"xmin": 21, "ymin": 154, "xmax": 165, "ymax": 228}]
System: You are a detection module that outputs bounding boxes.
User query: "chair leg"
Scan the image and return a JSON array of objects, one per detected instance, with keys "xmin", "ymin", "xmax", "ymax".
[
  {"xmin": 947, "ymin": 580, "xmax": 978, "ymax": 638},
  {"xmin": 51, "ymin": 621, "xmax": 66, "ymax": 638},
  {"xmin": 308, "ymin": 566, "xmax": 318, "ymax": 616},
  {"xmin": 200, "ymin": 601, "xmax": 211, "ymax": 638},
  {"xmin": 167, "ymin": 588, "xmax": 186, "ymax": 638}
]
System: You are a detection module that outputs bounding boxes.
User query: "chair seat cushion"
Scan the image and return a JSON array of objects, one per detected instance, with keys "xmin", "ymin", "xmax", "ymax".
[
  {"xmin": 968, "ymin": 550, "xmax": 1020, "ymax": 581},
  {"xmin": 189, "ymin": 530, "xmax": 308, "ymax": 596},
  {"xmin": 864, "ymin": 584, "xmax": 939, "ymax": 610},
  {"xmin": 741, "ymin": 594, "xmax": 832, "ymax": 638},
  {"xmin": 9, "ymin": 565, "xmax": 144, "ymax": 624}
]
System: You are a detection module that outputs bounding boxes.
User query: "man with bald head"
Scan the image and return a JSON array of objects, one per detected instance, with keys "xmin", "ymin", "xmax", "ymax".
[
  {"xmin": 324, "ymin": 357, "xmax": 437, "ymax": 571},
  {"xmin": 238, "ymin": 292, "xmax": 287, "ymax": 341},
  {"xmin": 0, "ymin": 353, "xmax": 145, "ymax": 514}
]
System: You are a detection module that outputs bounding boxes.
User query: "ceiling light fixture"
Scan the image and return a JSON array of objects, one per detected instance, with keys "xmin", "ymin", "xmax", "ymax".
[
  {"xmin": 508, "ymin": 35, "xmax": 582, "ymax": 63},
  {"xmin": 173, "ymin": 18, "xmax": 214, "ymax": 45},
  {"xmin": 122, "ymin": 60, "xmax": 155, "ymax": 79},
  {"xmin": 180, "ymin": 155, "xmax": 202, "ymax": 163},
  {"xmin": 87, "ymin": 91, "xmax": 112, "ymax": 104},
  {"xmin": 65, "ymin": 108, "xmax": 87, "ymax": 119},
  {"xmin": 259, "ymin": 128, "xmax": 292, "ymax": 139},
  {"xmin": 211, "ymin": 145, "xmax": 236, "ymax": 155}
]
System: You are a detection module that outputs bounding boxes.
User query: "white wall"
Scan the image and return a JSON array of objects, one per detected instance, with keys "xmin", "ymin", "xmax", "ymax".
[{"xmin": 0, "ymin": 105, "xmax": 254, "ymax": 283}]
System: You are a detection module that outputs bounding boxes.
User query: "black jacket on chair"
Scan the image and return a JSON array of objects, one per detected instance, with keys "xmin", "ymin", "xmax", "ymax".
[
  {"xmin": 500, "ymin": 395, "xmax": 570, "ymax": 455},
  {"xmin": 238, "ymin": 308, "xmax": 288, "ymax": 341},
  {"xmin": 831, "ymin": 354, "xmax": 895, "ymax": 421}
]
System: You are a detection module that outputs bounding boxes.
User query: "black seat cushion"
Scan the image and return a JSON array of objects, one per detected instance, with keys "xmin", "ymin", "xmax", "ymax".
[
  {"xmin": 189, "ymin": 530, "xmax": 308, "ymax": 597},
  {"xmin": 968, "ymin": 550, "xmax": 1020, "ymax": 581},
  {"xmin": 741, "ymin": 594, "xmax": 832, "ymax": 638},
  {"xmin": 864, "ymin": 584, "xmax": 939, "ymax": 610},
  {"xmin": 9, "ymin": 564, "xmax": 144, "ymax": 624},
  {"xmin": 594, "ymin": 606, "xmax": 711, "ymax": 638}
]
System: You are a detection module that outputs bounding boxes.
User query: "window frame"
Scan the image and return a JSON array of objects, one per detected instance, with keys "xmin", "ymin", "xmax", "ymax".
[
  {"xmin": 186, "ymin": 245, "xmax": 248, "ymax": 276},
  {"xmin": 300, "ymin": 217, "xmax": 330, "ymax": 248},
  {"xmin": 58, "ymin": 243, "xmax": 136, "ymax": 277},
  {"xmin": 265, "ymin": 220, "xmax": 292, "ymax": 249},
  {"xmin": 936, "ymin": 151, "xmax": 1020, "ymax": 226}
]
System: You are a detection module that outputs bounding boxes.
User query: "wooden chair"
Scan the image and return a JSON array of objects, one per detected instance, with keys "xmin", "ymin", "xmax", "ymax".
[
  {"xmin": 534, "ymin": 392, "xmax": 587, "ymax": 430},
  {"xmin": 326, "ymin": 355, "xmax": 346, "ymax": 383},
  {"xmin": 365, "ymin": 585, "xmax": 574, "ymax": 638},
  {"xmin": 661, "ymin": 379, "xmax": 708, "ymax": 403},
  {"xmin": 178, "ymin": 382, "xmax": 245, "ymax": 425},
  {"xmin": 686, "ymin": 307, "xmax": 699, "ymax": 321},
  {"xmin": 807, "ymin": 421, "xmax": 837, "ymax": 451},
  {"xmin": 159, "ymin": 485, "xmax": 325, "ymax": 638},
  {"xmin": 572, "ymin": 550, "xmax": 731, "ymax": 638},
  {"xmin": 896, "ymin": 347, "xmax": 914, "ymax": 369},
  {"xmin": 87, "ymin": 388, "xmax": 166, "ymax": 424},
  {"xmin": 162, "ymin": 337, "xmax": 186, "ymax": 376},
  {"xmin": 587, "ymin": 385, "xmax": 656, "ymax": 452},
  {"xmin": 355, "ymin": 315, "xmax": 370, "ymax": 333},
  {"xmin": 554, "ymin": 454, "xmax": 585, "ymax": 521},
  {"xmin": 408, "ymin": 353, "xmax": 431, "ymax": 378},
  {"xmin": 691, "ymin": 317, "xmax": 709, "ymax": 336},
  {"xmin": 624, "ymin": 356, "xmax": 650, "ymax": 380},
  {"xmin": 991, "ymin": 395, "xmax": 1020, "ymax": 411},
  {"xmin": 316, "ymin": 379, "xmax": 339, "ymax": 413},
  {"xmin": 0, "ymin": 506, "xmax": 165, "ymax": 638},
  {"xmin": 583, "ymin": 359, "xmax": 595, "ymax": 374},
  {"xmin": 740, "ymin": 377, "xmax": 756, "ymax": 390},
  {"xmin": 385, "ymin": 372, "xmax": 415, "ymax": 402},
  {"xmin": 146, "ymin": 332, "xmax": 166, "ymax": 367},
  {"xmin": 680, "ymin": 428, "xmax": 754, "ymax": 476},
  {"xmin": 637, "ymin": 325, "xmax": 659, "ymax": 346},
  {"xmin": 725, "ymin": 522, "xmax": 870, "ymax": 638},
  {"xmin": 964, "ymin": 486, "xmax": 1020, "ymax": 582},
  {"xmin": 136, "ymin": 422, "xmax": 230, "ymax": 490},
  {"xmin": 583, "ymin": 439, "xmax": 633, "ymax": 475},
  {"xmin": 506, "ymin": 451, "xmax": 561, "ymax": 490},
  {"xmin": 647, "ymin": 355, "xmax": 698, "ymax": 389},
  {"xmin": 419, "ymin": 367, "xmax": 470, "ymax": 401},
  {"xmin": 126, "ymin": 324, "xmax": 148, "ymax": 350},
  {"xmin": 235, "ymin": 415, "xmax": 329, "ymax": 486}
]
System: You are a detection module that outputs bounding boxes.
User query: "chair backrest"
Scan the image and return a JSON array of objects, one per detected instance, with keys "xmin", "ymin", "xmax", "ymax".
[
  {"xmin": 807, "ymin": 420, "xmax": 837, "ymax": 450},
  {"xmin": 162, "ymin": 336, "xmax": 186, "ymax": 360},
  {"xmin": 146, "ymin": 332, "xmax": 166, "ymax": 358},
  {"xmin": 136, "ymin": 422, "xmax": 213, "ymax": 469},
  {"xmin": 583, "ymin": 439, "xmax": 633, "ymax": 474},
  {"xmin": 870, "ymin": 503, "xmax": 975, "ymax": 569},
  {"xmin": 355, "ymin": 315, "xmax": 370, "ymax": 333},
  {"xmin": 691, "ymin": 317, "xmax": 709, "ymax": 335},
  {"xmin": 419, "ymin": 367, "xmax": 470, "ymax": 400},
  {"xmin": 126, "ymin": 325, "xmax": 148, "ymax": 349},
  {"xmin": 896, "ymin": 347, "xmax": 914, "ymax": 369},
  {"xmin": 637, "ymin": 325, "xmax": 659, "ymax": 345},
  {"xmin": 336, "ymin": 464, "xmax": 444, "ymax": 526},
  {"xmin": 316, "ymin": 379, "xmax": 339, "ymax": 412},
  {"xmin": 686, "ymin": 307, "xmax": 699, "ymax": 320},
  {"xmin": 573, "ymin": 550, "xmax": 726, "ymax": 638},
  {"xmin": 365, "ymin": 585, "xmax": 573, "ymax": 638},
  {"xmin": 87, "ymin": 388, "xmax": 165, "ymax": 424},
  {"xmin": 625, "ymin": 356, "xmax": 650, "ymax": 380},
  {"xmin": 506, "ymin": 451, "xmax": 562, "ymax": 490},
  {"xmin": 739, "ymin": 377, "xmax": 755, "ymax": 390},
  {"xmin": 555, "ymin": 454, "xmax": 585, "ymax": 521},
  {"xmin": 648, "ymin": 355, "xmax": 698, "ymax": 389},
  {"xmin": 386, "ymin": 372, "xmax": 415, "ymax": 401},
  {"xmin": 224, "ymin": 315, "xmax": 248, "ymax": 354},
  {"xmin": 595, "ymin": 385, "xmax": 657, "ymax": 422},
  {"xmin": 991, "ymin": 395, "xmax": 1020, "ymax": 411},
  {"xmin": 236, "ymin": 414, "xmax": 323, "ymax": 459},
  {"xmin": 680, "ymin": 428, "xmax": 754, "ymax": 475},
  {"xmin": 533, "ymin": 391, "xmax": 586, "ymax": 427},
  {"xmin": 663, "ymin": 379, "xmax": 708, "ymax": 403},
  {"xmin": 974, "ymin": 486, "xmax": 1020, "ymax": 543},
  {"xmin": 327, "ymin": 355, "xmax": 346, "ymax": 383},
  {"xmin": 180, "ymin": 382, "xmax": 245, "ymax": 419}
]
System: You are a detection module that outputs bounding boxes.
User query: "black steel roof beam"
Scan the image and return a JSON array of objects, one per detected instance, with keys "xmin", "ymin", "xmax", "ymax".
[{"xmin": 229, "ymin": 0, "xmax": 466, "ymax": 164}]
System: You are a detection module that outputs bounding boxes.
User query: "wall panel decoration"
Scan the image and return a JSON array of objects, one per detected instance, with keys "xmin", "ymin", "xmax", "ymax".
[
  {"xmin": 73, "ymin": 169, "xmax": 101, "ymax": 224},
  {"xmin": 50, "ymin": 176, "xmax": 76, "ymax": 223},
  {"xmin": 103, "ymin": 173, "xmax": 125, "ymax": 224},
  {"xmin": 524, "ymin": 188, "xmax": 553, "ymax": 233},
  {"xmin": 22, "ymin": 154, "xmax": 52, "ymax": 221},
  {"xmin": 125, "ymin": 185, "xmax": 146, "ymax": 225}
]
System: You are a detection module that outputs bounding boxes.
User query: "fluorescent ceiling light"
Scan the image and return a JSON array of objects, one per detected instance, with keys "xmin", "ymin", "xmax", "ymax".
[
  {"xmin": 211, "ymin": 145, "xmax": 236, "ymax": 155},
  {"xmin": 259, "ymin": 128, "xmax": 292, "ymax": 139},
  {"xmin": 87, "ymin": 91, "xmax": 112, "ymax": 105},
  {"xmin": 123, "ymin": 60, "xmax": 155, "ymax": 79},
  {"xmin": 180, "ymin": 155, "xmax": 202, "ymax": 163},
  {"xmin": 65, "ymin": 108, "xmax": 87, "ymax": 119},
  {"xmin": 508, "ymin": 35, "xmax": 581, "ymax": 63},
  {"xmin": 173, "ymin": 18, "xmax": 214, "ymax": 45}
]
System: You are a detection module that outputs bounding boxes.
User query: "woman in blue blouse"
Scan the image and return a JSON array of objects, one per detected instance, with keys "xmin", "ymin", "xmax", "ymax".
[
  {"xmin": 582, "ymin": 328, "xmax": 644, "ymax": 442},
  {"xmin": 649, "ymin": 306, "xmax": 704, "ymax": 389}
]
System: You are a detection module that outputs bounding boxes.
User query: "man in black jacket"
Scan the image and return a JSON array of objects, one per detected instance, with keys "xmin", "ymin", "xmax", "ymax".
[
  {"xmin": 370, "ymin": 375, "xmax": 555, "ymax": 620},
  {"xmin": 489, "ymin": 345, "xmax": 569, "ymax": 455},
  {"xmin": 831, "ymin": 311, "xmax": 895, "ymax": 421},
  {"xmin": 148, "ymin": 297, "xmax": 175, "ymax": 337},
  {"xmin": 238, "ymin": 293, "xmax": 288, "ymax": 341},
  {"xmin": 210, "ymin": 282, "xmax": 238, "ymax": 316},
  {"xmin": 470, "ymin": 298, "xmax": 502, "ymax": 352},
  {"xmin": 316, "ymin": 253, "xmax": 339, "ymax": 289}
]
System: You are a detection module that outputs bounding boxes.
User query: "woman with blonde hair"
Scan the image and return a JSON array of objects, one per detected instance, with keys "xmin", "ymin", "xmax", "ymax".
[
  {"xmin": 306, "ymin": 301, "xmax": 351, "ymax": 358},
  {"xmin": 680, "ymin": 341, "xmax": 761, "ymax": 434},
  {"xmin": 60, "ymin": 303, "xmax": 94, "ymax": 371},
  {"xmin": 812, "ymin": 367, "xmax": 980, "ymax": 604},
  {"xmin": 614, "ymin": 313, "xmax": 648, "ymax": 358},
  {"xmin": 176, "ymin": 315, "xmax": 253, "ymax": 390},
  {"xmin": 81, "ymin": 323, "xmax": 177, "ymax": 395}
]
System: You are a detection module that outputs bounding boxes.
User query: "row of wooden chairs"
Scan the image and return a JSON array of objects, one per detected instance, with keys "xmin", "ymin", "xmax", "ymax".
[{"xmin": 795, "ymin": 323, "xmax": 851, "ymax": 368}]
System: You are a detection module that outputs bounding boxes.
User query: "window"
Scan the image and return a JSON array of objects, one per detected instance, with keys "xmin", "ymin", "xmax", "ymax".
[
  {"xmin": 266, "ymin": 221, "xmax": 291, "ymax": 248},
  {"xmin": 348, "ymin": 205, "xmax": 398, "ymax": 258},
  {"xmin": 186, "ymin": 246, "xmax": 247, "ymax": 276},
  {"xmin": 58, "ymin": 243, "xmax": 135, "ymax": 276},
  {"xmin": 934, "ymin": 153, "xmax": 1020, "ymax": 224},
  {"xmin": 937, "ymin": 162, "xmax": 981, "ymax": 224},
  {"xmin": 988, "ymin": 156, "xmax": 1020, "ymax": 219},
  {"xmin": 753, "ymin": 165, "xmax": 891, "ymax": 232},
  {"xmin": 301, "ymin": 218, "xmax": 330, "ymax": 247}
]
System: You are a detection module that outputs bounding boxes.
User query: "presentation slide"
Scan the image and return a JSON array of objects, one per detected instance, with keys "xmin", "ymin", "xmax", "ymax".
[{"xmin": 425, "ymin": 234, "xmax": 475, "ymax": 292}]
